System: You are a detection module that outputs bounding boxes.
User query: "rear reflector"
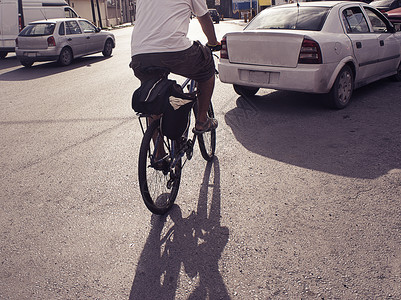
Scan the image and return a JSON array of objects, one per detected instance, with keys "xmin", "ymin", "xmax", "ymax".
[
  {"xmin": 47, "ymin": 36, "xmax": 56, "ymax": 47},
  {"xmin": 220, "ymin": 36, "xmax": 228, "ymax": 59},
  {"xmin": 298, "ymin": 38, "xmax": 322, "ymax": 64}
]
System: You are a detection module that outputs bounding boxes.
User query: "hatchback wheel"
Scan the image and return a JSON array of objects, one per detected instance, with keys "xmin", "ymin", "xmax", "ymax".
[
  {"xmin": 20, "ymin": 61, "xmax": 34, "ymax": 67},
  {"xmin": 102, "ymin": 39, "xmax": 113, "ymax": 57},
  {"xmin": 59, "ymin": 47, "xmax": 73, "ymax": 66},
  {"xmin": 393, "ymin": 62, "xmax": 401, "ymax": 82},
  {"xmin": 233, "ymin": 84, "xmax": 259, "ymax": 97},
  {"xmin": 0, "ymin": 51, "xmax": 8, "ymax": 59},
  {"xmin": 327, "ymin": 65, "xmax": 354, "ymax": 109}
]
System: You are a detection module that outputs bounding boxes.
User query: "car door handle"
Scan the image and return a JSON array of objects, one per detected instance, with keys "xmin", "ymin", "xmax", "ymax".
[
  {"xmin": 356, "ymin": 42, "xmax": 362, "ymax": 48},
  {"xmin": 380, "ymin": 40, "xmax": 384, "ymax": 46},
  {"xmin": 67, "ymin": 38, "xmax": 72, "ymax": 41}
]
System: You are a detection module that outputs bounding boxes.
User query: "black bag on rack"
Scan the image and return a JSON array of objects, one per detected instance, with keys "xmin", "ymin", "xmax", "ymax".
[
  {"xmin": 161, "ymin": 84, "xmax": 197, "ymax": 140},
  {"xmin": 132, "ymin": 77, "xmax": 174, "ymax": 115}
]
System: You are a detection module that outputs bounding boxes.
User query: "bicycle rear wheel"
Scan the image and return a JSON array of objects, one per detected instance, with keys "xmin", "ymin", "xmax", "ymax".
[
  {"xmin": 198, "ymin": 104, "xmax": 216, "ymax": 161},
  {"xmin": 138, "ymin": 119, "xmax": 181, "ymax": 215}
]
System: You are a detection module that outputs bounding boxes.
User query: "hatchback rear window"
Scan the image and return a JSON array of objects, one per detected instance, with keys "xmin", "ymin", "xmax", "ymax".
[
  {"xmin": 19, "ymin": 23, "xmax": 56, "ymax": 36},
  {"xmin": 246, "ymin": 6, "xmax": 330, "ymax": 31}
]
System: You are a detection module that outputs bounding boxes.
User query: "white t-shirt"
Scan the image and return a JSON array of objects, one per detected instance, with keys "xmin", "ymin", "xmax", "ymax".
[{"xmin": 131, "ymin": 0, "xmax": 208, "ymax": 57}]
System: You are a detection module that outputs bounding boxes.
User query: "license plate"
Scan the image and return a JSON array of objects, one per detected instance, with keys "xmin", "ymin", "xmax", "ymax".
[
  {"xmin": 249, "ymin": 71, "xmax": 270, "ymax": 83},
  {"xmin": 25, "ymin": 52, "xmax": 37, "ymax": 57}
]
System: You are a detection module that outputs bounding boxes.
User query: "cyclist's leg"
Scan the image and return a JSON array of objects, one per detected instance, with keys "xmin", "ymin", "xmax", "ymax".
[
  {"xmin": 197, "ymin": 75, "xmax": 214, "ymax": 124},
  {"xmin": 195, "ymin": 74, "xmax": 218, "ymax": 132},
  {"xmin": 148, "ymin": 115, "xmax": 167, "ymax": 165}
]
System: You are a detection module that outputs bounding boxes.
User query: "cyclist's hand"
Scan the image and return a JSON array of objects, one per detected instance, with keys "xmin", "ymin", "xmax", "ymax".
[{"xmin": 206, "ymin": 42, "xmax": 222, "ymax": 52}]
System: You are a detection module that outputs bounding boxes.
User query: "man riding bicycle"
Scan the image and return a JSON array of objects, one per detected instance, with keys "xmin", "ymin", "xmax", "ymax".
[{"xmin": 130, "ymin": 0, "xmax": 220, "ymax": 134}]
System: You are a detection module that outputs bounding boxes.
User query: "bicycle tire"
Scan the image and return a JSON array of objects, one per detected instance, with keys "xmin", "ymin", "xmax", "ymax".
[
  {"xmin": 197, "ymin": 104, "xmax": 216, "ymax": 161},
  {"xmin": 138, "ymin": 119, "xmax": 181, "ymax": 215}
]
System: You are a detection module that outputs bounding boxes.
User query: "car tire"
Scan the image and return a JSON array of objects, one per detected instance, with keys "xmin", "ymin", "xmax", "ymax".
[
  {"xmin": 20, "ymin": 61, "xmax": 34, "ymax": 67},
  {"xmin": 392, "ymin": 62, "xmax": 401, "ymax": 81},
  {"xmin": 0, "ymin": 51, "xmax": 8, "ymax": 59},
  {"xmin": 233, "ymin": 84, "xmax": 259, "ymax": 97},
  {"xmin": 102, "ymin": 39, "xmax": 113, "ymax": 57},
  {"xmin": 327, "ymin": 65, "xmax": 354, "ymax": 109},
  {"xmin": 58, "ymin": 47, "xmax": 73, "ymax": 66}
]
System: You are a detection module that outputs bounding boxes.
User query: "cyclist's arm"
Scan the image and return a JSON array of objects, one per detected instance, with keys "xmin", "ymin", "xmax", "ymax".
[{"xmin": 197, "ymin": 12, "xmax": 219, "ymax": 46}]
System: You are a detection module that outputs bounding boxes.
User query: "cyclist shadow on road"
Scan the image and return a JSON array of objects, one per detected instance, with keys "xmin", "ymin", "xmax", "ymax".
[{"xmin": 129, "ymin": 157, "xmax": 230, "ymax": 300}]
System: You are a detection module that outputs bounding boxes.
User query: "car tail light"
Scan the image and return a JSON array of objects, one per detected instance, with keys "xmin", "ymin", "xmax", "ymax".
[
  {"xmin": 18, "ymin": 16, "xmax": 23, "ymax": 32},
  {"xmin": 220, "ymin": 36, "xmax": 228, "ymax": 59},
  {"xmin": 47, "ymin": 36, "xmax": 56, "ymax": 47},
  {"xmin": 298, "ymin": 38, "xmax": 322, "ymax": 64}
]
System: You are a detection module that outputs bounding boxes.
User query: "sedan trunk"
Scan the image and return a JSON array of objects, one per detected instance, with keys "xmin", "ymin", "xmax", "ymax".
[{"xmin": 226, "ymin": 31, "xmax": 305, "ymax": 68}]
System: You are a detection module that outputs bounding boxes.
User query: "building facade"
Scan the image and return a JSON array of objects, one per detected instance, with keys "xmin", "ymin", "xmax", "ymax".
[{"xmin": 66, "ymin": 0, "xmax": 134, "ymax": 27}]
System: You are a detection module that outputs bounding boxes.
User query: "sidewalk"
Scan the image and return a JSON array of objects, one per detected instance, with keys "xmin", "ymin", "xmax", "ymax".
[{"xmin": 221, "ymin": 18, "xmax": 248, "ymax": 26}]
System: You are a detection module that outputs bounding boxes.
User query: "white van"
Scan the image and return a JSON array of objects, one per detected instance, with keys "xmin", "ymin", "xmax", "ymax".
[{"xmin": 0, "ymin": 0, "xmax": 78, "ymax": 58}]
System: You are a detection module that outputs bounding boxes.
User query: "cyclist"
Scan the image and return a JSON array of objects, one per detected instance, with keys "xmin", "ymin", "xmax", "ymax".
[{"xmin": 130, "ymin": 0, "xmax": 221, "ymax": 134}]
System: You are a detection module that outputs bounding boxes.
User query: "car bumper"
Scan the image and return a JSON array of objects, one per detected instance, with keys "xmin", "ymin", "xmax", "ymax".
[
  {"xmin": 16, "ymin": 48, "xmax": 59, "ymax": 62},
  {"xmin": 218, "ymin": 59, "xmax": 338, "ymax": 94}
]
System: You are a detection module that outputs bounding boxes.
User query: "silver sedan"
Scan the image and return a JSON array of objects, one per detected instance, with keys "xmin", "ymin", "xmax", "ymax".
[
  {"xmin": 15, "ymin": 18, "xmax": 115, "ymax": 67},
  {"xmin": 218, "ymin": 1, "xmax": 401, "ymax": 109}
]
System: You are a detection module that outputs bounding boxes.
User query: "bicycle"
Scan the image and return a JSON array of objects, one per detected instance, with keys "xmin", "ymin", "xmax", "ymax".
[{"xmin": 137, "ymin": 69, "xmax": 217, "ymax": 215}]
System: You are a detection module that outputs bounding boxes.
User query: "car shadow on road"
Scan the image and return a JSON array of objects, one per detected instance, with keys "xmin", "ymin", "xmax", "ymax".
[
  {"xmin": 224, "ymin": 80, "xmax": 401, "ymax": 179},
  {"xmin": 0, "ymin": 55, "xmax": 111, "ymax": 81},
  {"xmin": 129, "ymin": 157, "xmax": 230, "ymax": 300},
  {"xmin": 0, "ymin": 55, "xmax": 21, "ymax": 70}
]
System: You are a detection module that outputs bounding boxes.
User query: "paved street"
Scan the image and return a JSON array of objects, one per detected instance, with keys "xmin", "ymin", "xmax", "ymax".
[{"xmin": 1, "ymin": 20, "xmax": 400, "ymax": 299}]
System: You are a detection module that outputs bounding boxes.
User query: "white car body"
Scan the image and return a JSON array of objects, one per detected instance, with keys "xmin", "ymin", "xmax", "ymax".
[{"xmin": 218, "ymin": 1, "xmax": 401, "ymax": 107}]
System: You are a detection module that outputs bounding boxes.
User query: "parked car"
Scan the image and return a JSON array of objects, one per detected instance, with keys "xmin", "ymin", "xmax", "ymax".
[
  {"xmin": 0, "ymin": 0, "xmax": 78, "ymax": 59},
  {"xmin": 209, "ymin": 9, "xmax": 220, "ymax": 24},
  {"xmin": 386, "ymin": 7, "xmax": 401, "ymax": 30},
  {"xmin": 15, "ymin": 18, "xmax": 115, "ymax": 67},
  {"xmin": 218, "ymin": 1, "xmax": 401, "ymax": 109},
  {"xmin": 370, "ymin": 0, "xmax": 401, "ymax": 12}
]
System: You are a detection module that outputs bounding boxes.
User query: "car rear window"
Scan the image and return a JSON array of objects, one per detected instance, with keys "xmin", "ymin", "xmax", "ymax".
[
  {"xmin": 19, "ymin": 23, "xmax": 56, "ymax": 36},
  {"xmin": 246, "ymin": 6, "xmax": 330, "ymax": 31},
  {"xmin": 371, "ymin": 0, "xmax": 394, "ymax": 6}
]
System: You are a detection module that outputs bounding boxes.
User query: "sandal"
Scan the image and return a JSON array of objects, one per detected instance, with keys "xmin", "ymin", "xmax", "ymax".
[{"xmin": 193, "ymin": 118, "xmax": 218, "ymax": 134}]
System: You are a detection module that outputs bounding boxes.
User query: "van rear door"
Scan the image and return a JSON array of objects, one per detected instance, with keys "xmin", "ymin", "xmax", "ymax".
[{"xmin": 0, "ymin": 0, "xmax": 19, "ymax": 55}]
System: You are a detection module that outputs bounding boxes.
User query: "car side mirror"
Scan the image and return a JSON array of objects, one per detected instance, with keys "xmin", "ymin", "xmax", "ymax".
[{"xmin": 95, "ymin": 27, "xmax": 101, "ymax": 33}]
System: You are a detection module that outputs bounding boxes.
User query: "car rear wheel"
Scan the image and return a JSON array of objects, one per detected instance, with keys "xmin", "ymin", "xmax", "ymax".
[
  {"xmin": 102, "ymin": 39, "xmax": 113, "ymax": 57},
  {"xmin": 20, "ymin": 61, "xmax": 34, "ymax": 67},
  {"xmin": 59, "ymin": 47, "xmax": 73, "ymax": 66},
  {"xmin": 0, "ymin": 51, "xmax": 8, "ymax": 59},
  {"xmin": 327, "ymin": 65, "xmax": 354, "ymax": 109},
  {"xmin": 392, "ymin": 62, "xmax": 401, "ymax": 81},
  {"xmin": 233, "ymin": 84, "xmax": 259, "ymax": 97}
]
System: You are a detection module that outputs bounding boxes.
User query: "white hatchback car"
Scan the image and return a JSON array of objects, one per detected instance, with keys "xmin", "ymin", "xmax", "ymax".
[
  {"xmin": 218, "ymin": 1, "xmax": 401, "ymax": 108},
  {"xmin": 15, "ymin": 18, "xmax": 115, "ymax": 67}
]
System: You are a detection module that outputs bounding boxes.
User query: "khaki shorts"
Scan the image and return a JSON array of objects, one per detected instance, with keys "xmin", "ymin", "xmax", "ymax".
[{"xmin": 130, "ymin": 41, "xmax": 215, "ymax": 83}]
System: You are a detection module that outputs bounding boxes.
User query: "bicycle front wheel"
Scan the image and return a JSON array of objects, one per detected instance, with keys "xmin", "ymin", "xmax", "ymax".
[
  {"xmin": 198, "ymin": 104, "xmax": 216, "ymax": 161},
  {"xmin": 138, "ymin": 119, "xmax": 181, "ymax": 215}
]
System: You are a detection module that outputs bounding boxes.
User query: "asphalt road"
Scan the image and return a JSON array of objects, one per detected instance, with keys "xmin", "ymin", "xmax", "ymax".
[{"xmin": 1, "ymin": 20, "xmax": 400, "ymax": 299}]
